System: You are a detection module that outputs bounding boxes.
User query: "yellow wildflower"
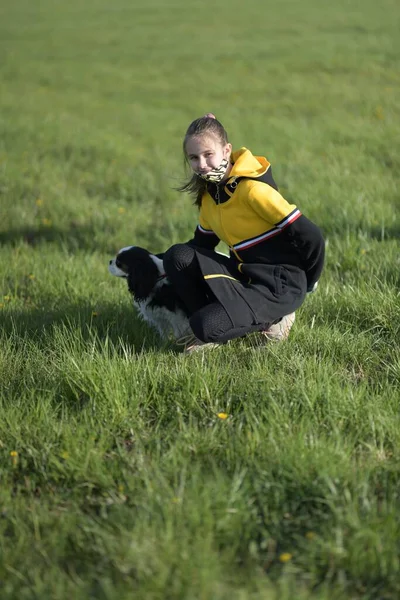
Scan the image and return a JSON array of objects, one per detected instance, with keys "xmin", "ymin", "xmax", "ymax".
[
  {"xmin": 28, "ymin": 274, "xmax": 35, "ymax": 280},
  {"xmin": 36, "ymin": 198, "xmax": 44, "ymax": 206},
  {"xmin": 305, "ymin": 531, "xmax": 316, "ymax": 540},
  {"xmin": 60, "ymin": 451, "xmax": 69, "ymax": 459},
  {"xmin": 279, "ymin": 552, "xmax": 292, "ymax": 563},
  {"xmin": 10, "ymin": 451, "xmax": 18, "ymax": 457},
  {"xmin": 3, "ymin": 295, "xmax": 11, "ymax": 302},
  {"xmin": 41, "ymin": 218, "xmax": 52, "ymax": 227},
  {"xmin": 118, "ymin": 207, "xmax": 126, "ymax": 214},
  {"xmin": 217, "ymin": 412, "xmax": 229, "ymax": 420}
]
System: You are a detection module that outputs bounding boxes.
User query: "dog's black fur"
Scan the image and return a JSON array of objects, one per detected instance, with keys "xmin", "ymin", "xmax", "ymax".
[{"xmin": 109, "ymin": 245, "xmax": 190, "ymax": 339}]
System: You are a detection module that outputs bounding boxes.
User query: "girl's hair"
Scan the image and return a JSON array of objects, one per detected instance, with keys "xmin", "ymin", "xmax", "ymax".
[{"xmin": 177, "ymin": 115, "xmax": 229, "ymax": 207}]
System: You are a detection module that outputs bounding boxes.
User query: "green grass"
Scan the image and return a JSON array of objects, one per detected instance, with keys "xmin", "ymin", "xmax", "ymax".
[{"xmin": 1, "ymin": 0, "xmax": 400, "ymax": 597}]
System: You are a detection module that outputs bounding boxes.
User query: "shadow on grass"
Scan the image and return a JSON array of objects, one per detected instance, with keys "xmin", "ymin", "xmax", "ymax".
[
  {"xmin": 0, "ymin": 299, "xmax": 168, "ymax": 354},
  {"xmin": 0, "ymin": 222, "xmax": 183, "ymax": 256},
  {"xmin": 368, "ymin": 225, "xmax": 400, "ymax": 241},
  {"xmin": 319, "ymin": 220, "xmax": 400, "ymax": 241},
  {"xmin": 0, "ymin": 224, "xmax": 119, "ymax": 255}
]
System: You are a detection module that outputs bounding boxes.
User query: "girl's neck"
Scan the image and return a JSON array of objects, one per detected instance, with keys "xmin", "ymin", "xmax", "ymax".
[{"xmin": 221, "ymin": 162, "xmax": 233, "ymax": 182}]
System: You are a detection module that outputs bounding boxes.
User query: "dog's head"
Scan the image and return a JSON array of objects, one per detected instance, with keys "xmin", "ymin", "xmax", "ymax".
[{"xmin": 109, "ymin": 246, "xmax": 165, "ymax": 301}]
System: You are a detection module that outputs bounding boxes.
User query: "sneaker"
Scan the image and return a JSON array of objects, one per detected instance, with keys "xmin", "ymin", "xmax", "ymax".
[
  {"xmin": 260, "ymin": 312, "xmax": 296, "ymax": 342},
  {"xmin": 176, "ymin": 330, "xmax": 220, "ymax": 354},
  {"xmin": 184, "ymin": 340, "xmax": 221, "ymax": 354}
]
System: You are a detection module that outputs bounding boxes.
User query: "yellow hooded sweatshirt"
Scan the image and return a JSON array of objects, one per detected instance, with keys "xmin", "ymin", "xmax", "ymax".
[
  {"xmin": 197, "ymin": 147, "xmax": 300, "ymax": 253},
  {"xmin": 190, "ymin": 147, "xmax": 324, "ymax": 292}
]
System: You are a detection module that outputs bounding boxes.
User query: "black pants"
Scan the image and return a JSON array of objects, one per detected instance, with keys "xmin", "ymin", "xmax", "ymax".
[{"xmin": 163, "ymin": 244, "xmax": 272, "ymax": 343}]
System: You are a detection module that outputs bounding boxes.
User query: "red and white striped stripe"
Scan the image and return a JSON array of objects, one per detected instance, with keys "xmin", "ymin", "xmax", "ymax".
[{"xmin": 233, "ymin": 209, "xmax": 301, "ymax": 251}]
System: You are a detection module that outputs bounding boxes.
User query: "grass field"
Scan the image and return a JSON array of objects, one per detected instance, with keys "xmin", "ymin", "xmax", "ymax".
[{"xmin": 1, "ymin": 0, "xmax": 399, "ymax": 598}]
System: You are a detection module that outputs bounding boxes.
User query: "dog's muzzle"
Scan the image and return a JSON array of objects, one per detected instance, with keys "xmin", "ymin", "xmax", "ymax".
[{"xmin": 108, "ymin": 259, "xmax": 127, "ymax": 278}]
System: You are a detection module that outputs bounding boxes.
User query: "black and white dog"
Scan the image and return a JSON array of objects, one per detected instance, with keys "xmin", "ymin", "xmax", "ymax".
[{"xmin": 108, "ymin": 246, "xmax": 190, "ymax": 340}]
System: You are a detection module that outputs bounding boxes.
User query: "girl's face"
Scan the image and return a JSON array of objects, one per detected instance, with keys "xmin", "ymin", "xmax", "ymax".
[{"xmin": 185, "ymin": 135, "xmax": 232, "ymax": 177}]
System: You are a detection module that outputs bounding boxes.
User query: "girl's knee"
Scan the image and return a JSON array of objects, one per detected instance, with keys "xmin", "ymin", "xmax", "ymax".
[
  {"xmin": 163, "ymin": 244, "xmax": 191, "ymax": 275},
  {"xmin": 163, "ymin": 243, "xmax": 183, "ymax": 264},
  {"xmin": 190, "ymin": 305, "xmax": 232, "ymax": 343}
]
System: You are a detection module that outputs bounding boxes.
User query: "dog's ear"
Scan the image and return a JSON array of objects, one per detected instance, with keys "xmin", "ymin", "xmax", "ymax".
[
  {"xmin": 127, "ymin": 259, "xmax": 159, "ymax": 300},
  {"xmin": 155, "ymin": 252, "xmax": 164, "ymax": 259}
]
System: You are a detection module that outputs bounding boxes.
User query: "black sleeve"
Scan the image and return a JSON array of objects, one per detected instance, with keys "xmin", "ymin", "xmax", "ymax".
[
  {"xmin": 285, "ymin": 215, "xmax": 325, "ymax": 292},
  {"xmin": 187, "ymin": 226, "xmax": 220, "ymax": 250}
]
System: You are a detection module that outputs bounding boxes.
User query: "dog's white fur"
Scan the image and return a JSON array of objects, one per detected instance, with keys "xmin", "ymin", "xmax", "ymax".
[{"xmin": 109, "ymin": 246, "xmax": 189, "ymax": 340}]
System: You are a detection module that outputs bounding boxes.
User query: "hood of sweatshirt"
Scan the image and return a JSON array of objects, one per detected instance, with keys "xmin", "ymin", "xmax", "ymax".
[{"xmin": 228, "ymin": 147, "xmax": 270, "ymax": 180}]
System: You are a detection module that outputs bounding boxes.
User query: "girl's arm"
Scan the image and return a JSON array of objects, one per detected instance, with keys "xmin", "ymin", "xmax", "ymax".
[
  {"xmin": 283, "ymin": 215, "xmax": 325, "ymax": 292},
  {"xmin": 248, "ymin": 183, "xmax": 325, "ymax": 291},
  {"xmin": 187, "ymin": 217, "xmax": 220, "ymax": 250}
]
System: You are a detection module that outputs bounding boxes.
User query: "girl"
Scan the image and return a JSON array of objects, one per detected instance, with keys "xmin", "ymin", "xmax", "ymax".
[{"xmin": 164, "ymin": 114, "xmax": 325, "ymax": 353}]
